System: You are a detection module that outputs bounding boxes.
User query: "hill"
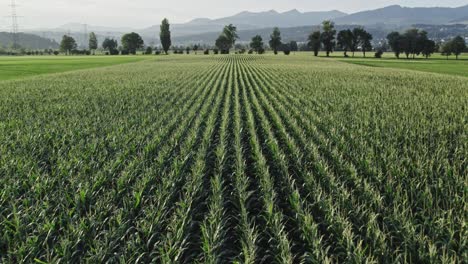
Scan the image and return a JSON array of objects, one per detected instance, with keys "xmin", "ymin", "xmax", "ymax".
[
  {"xmin": 0, "ymin": 32, "xmax": 59, "ymax": 50},
  {"xmin": 140, "ymin": 10, "xmax": 346, "ymax": 37},
  {"xmin": 335, "ymin": 5, "xmax": 468, "ymax": 25}
]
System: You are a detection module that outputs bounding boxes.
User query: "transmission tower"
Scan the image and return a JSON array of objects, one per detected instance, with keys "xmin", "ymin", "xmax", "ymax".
[
  {"xmin": 84, "ymin": 23, "xmax": 88, "ymax": 49},
  {"xmin": 10, "ymin": 0, "xmax": 20, "ymax": 50}
]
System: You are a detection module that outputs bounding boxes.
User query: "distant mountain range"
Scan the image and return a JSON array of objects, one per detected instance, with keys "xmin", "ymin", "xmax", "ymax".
[
  {"xmin": 2, "ymin": 4, "xmax": 467, "ymax": 49},
  {"xmin": 138, "ymin": 9, "xmax": 347, "ymax": 37},
  {"xmin": 142, "ymin": 4, "xmax": 468, "ymax": 37},
  {"xmin": 334, "ymin": 5, "xmax": 468, "ymax": 25}
]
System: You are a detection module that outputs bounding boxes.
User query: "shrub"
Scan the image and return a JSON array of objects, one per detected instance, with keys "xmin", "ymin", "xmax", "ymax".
[
  {"xmin": 204, "ymin": 49, "xmax": 210, "ymax": 55},
  {"xmin": 213, "ymin": 49, "xmax": 219, "ymax": 54},
  {"xmin": 375, "ymin": 49, "xmax": 384, "ymax": 58},
  {"xmin": 248, "ymin": 49, "xmax": 254, "ymax": 54},
  {"xmin": 145, "ymin": 47, "xmax": 153, "ymax": 55}
]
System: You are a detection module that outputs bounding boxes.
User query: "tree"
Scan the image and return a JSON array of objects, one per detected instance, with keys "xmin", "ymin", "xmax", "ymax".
[
  {"xmin": 193, "ymin": 44, "xmax": 199, "ymax": 54},
  {"xmin": 289, "ymin": 41, "xmax": 298, "ymax": 52},
  {"xmin": 215, "ymin": 34, "xmax": 231, "ymax": 54},
  {"xmin": 250, "ymin": 35, "xmax": 264, "ymax": 54},
  {"xmin": 102, "ymin": 38, "xmax": 118, "ymax": 54},
  {"xmin": 441, "ymin": 41, "xmax": 453, "ymax": 60},
  {"xmin": 60, "ymin": 35, "xmax": 77, "ymax": 55},
  {"xmin": 320, "ymin": 20, "xmax": 336, "ymax": 57},
  {"xmin": 421, "ymin": 39, "xmax": 436, "ymax": 59},
  {"xmin": 269, "ymin": 27, "xmax": 282, "ymax": 54},
  {"xmin": 359, "ymin": 30, "xmax": 373, "ymax": 57},
  {"xmin": 89, "ymin": 32, "xmax": 98, "ymax": 54},
  {"xmin": 351, "ymin": 28, "xmax": 363, "ymax": 57},
  {"xmin": 216, "ymin": 24, "xmax": 238, "ymax": 54},
  {"xmin": 160, "ymin": 18, "xmax": 172, "ymax": 54},
  {"xmin": 308, "ymin": 31, "xmax": 321, "ymax": 56},
  {"xmin": 451, "ymin": 36, "xmax": 466, "ymax": 60},
  {"xmin": 337, "ymin": 29, "xmax": 353, "ymax": 57},
  {"xmin": 387, "ymin": 32, "xmax": 403, "ymax": 59},
  {"xmin": 121, "ymin": 32, "xmax": 144, "ymax": 55},
  {"xmin": 223, "ymin": 24, "xmax": 238, "ymax": 48},
  {"xmin": 403, "ymin": 28, "xmax": 420, "ymax": 59},
  {"xmin": 282, "ymin": 43, "xmax": 291, "ymax": 55}
]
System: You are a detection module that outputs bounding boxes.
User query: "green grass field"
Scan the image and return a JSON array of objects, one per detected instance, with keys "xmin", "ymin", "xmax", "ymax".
[
  {"xmin": 0, "ymin": 54, "xmax": 466, "ymax": 263},
  {"xmin": 0, "ymin": 56, "xmax": 148, "ymax": 81},
  {"xmin": 338, "ymin": 54, "xmax": 468, "ymax": 77}
]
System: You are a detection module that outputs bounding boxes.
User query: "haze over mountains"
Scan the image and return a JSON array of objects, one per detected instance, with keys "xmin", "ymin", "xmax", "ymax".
[
  {"xmin": 2, "ymin": 4, "xmax": 467, "ymax": 48},
  {"xmin": 27, "ymin": 4, "xmax": 468, "ymax": 35},
  {"xmin": 334, "ymin": 5, "xmax": 468, "ymax": 25}
]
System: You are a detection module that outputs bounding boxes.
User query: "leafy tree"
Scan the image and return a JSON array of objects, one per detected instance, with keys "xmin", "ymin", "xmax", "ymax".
[
  {"xmin": 186, "ymin": 46, "xmax": 190, "ymax": 54},
  {"xmin": 282, "ymin": 43, "xmax": 291, "ymax": 55},
  {"xmin": 320, "ymin": 20, "xmax": 336, "ymax": 57},
  {"xmin": 289, "ymin": 41, "xmax": 298, "ymax": 52},
  {"xmin": 160, "ymin": 18, "xmax": 172, "ymax": 54},
  {"xmin": 308, "ymin": 31, "xmax": 321, "ymax": 56},
  {"xmin": 193, "ymin": 44, "xmax": 199, "ymax": 54},
  {"xmin": 421, "ymin": 39, "xmax": 436, "ymax": 59},
  {"xmin": 451, "ymin": 36, "xmax": 466, "ymax": 60},
  {"xmin": 337, "ymin": 29, "xmax": 353, "ymax": 57},
  {"xmin": 215, "ymin": 24, "xmax": 238, "ymax": 54},
  {"xmin": 88, "ymin": 32, "xmax": 98, "ymax": 54},
  {"xmin": 403, "ymin": 28, "xmax": 420, "ymax": 59},
  {"xmin": 359, "ymin": 30, "xmax": 373, "ymax": 57},
  {"xmin": 215, "ymin": 34, "xmax": 231, "ymax": 54},
  {"xmin": 250, "ymin": 35, "xmax": 264, "ymax": 54},
  {"xmin": 121, "ymin": 32, "xmax": 144, "ymax": 55},
  {"xmin": 102, "ymin": 38, "xmax": 118, "ymax": 54},
  {"xmin": 269, "ymin": 27, "xmax": 282, "ymax": 55},
  {"xmin": 351, "ymin": 28, "xmax": 363, "ymax": 57},
  {"xmin": 388, "ymin": 29, "xmax": 434, "ymax": 59},
  {"xmin": 387, "ymin": 32, "xmax": 403, "ymax": 59},
  {"xmin": 60, "ymin": 35, "xmax": 77, "ymax": 55},
  {"xmin": 223, "ymin": 24, "xmax": 238, "ymax": 48},
  {"xmin": 440, "ymin": 41, "xmax": 453, "ymax": 59}
]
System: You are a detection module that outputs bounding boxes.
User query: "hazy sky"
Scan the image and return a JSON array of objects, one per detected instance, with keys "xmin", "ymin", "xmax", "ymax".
[{"xmin": 0, "ymin": 0, "xmax": 467, "ymax": 30}]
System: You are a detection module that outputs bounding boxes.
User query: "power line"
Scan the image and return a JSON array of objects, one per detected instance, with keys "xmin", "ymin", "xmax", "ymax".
[{"xmin": 84, "ymin": 23, "xmax": 88, "ymax": 49}]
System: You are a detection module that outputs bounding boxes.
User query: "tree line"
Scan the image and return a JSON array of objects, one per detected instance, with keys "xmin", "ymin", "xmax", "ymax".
[
  {"xmin": 55, "ymin": 18, "xmax": 467, "ymax": 59},
  {"xmin": 387, "ymin": 30, "xmax": 466, "ymax": 59}
]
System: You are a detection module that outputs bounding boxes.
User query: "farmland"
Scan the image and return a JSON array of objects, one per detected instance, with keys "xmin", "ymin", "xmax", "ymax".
[
  {"xmin": 339, "ymin": 54, "xmax": 468, "ymax": 78},
  {"xmin": 0, "ymin": 56, "xmax": 148, "ymax": 81},
  {"xmin": 0, "ymin": 54, "xmax": 467, "ymax": 263}
]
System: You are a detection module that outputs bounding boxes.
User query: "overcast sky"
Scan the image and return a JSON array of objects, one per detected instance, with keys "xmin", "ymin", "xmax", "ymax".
[{"xmin": 0, "ymin": 0, "xmax": 467, "ymax": 30}]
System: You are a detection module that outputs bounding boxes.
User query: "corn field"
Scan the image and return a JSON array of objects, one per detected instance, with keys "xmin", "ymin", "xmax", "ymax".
[{"xmin": 0, "ymin": 55, "xmax": 466, "ymax": 263}]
